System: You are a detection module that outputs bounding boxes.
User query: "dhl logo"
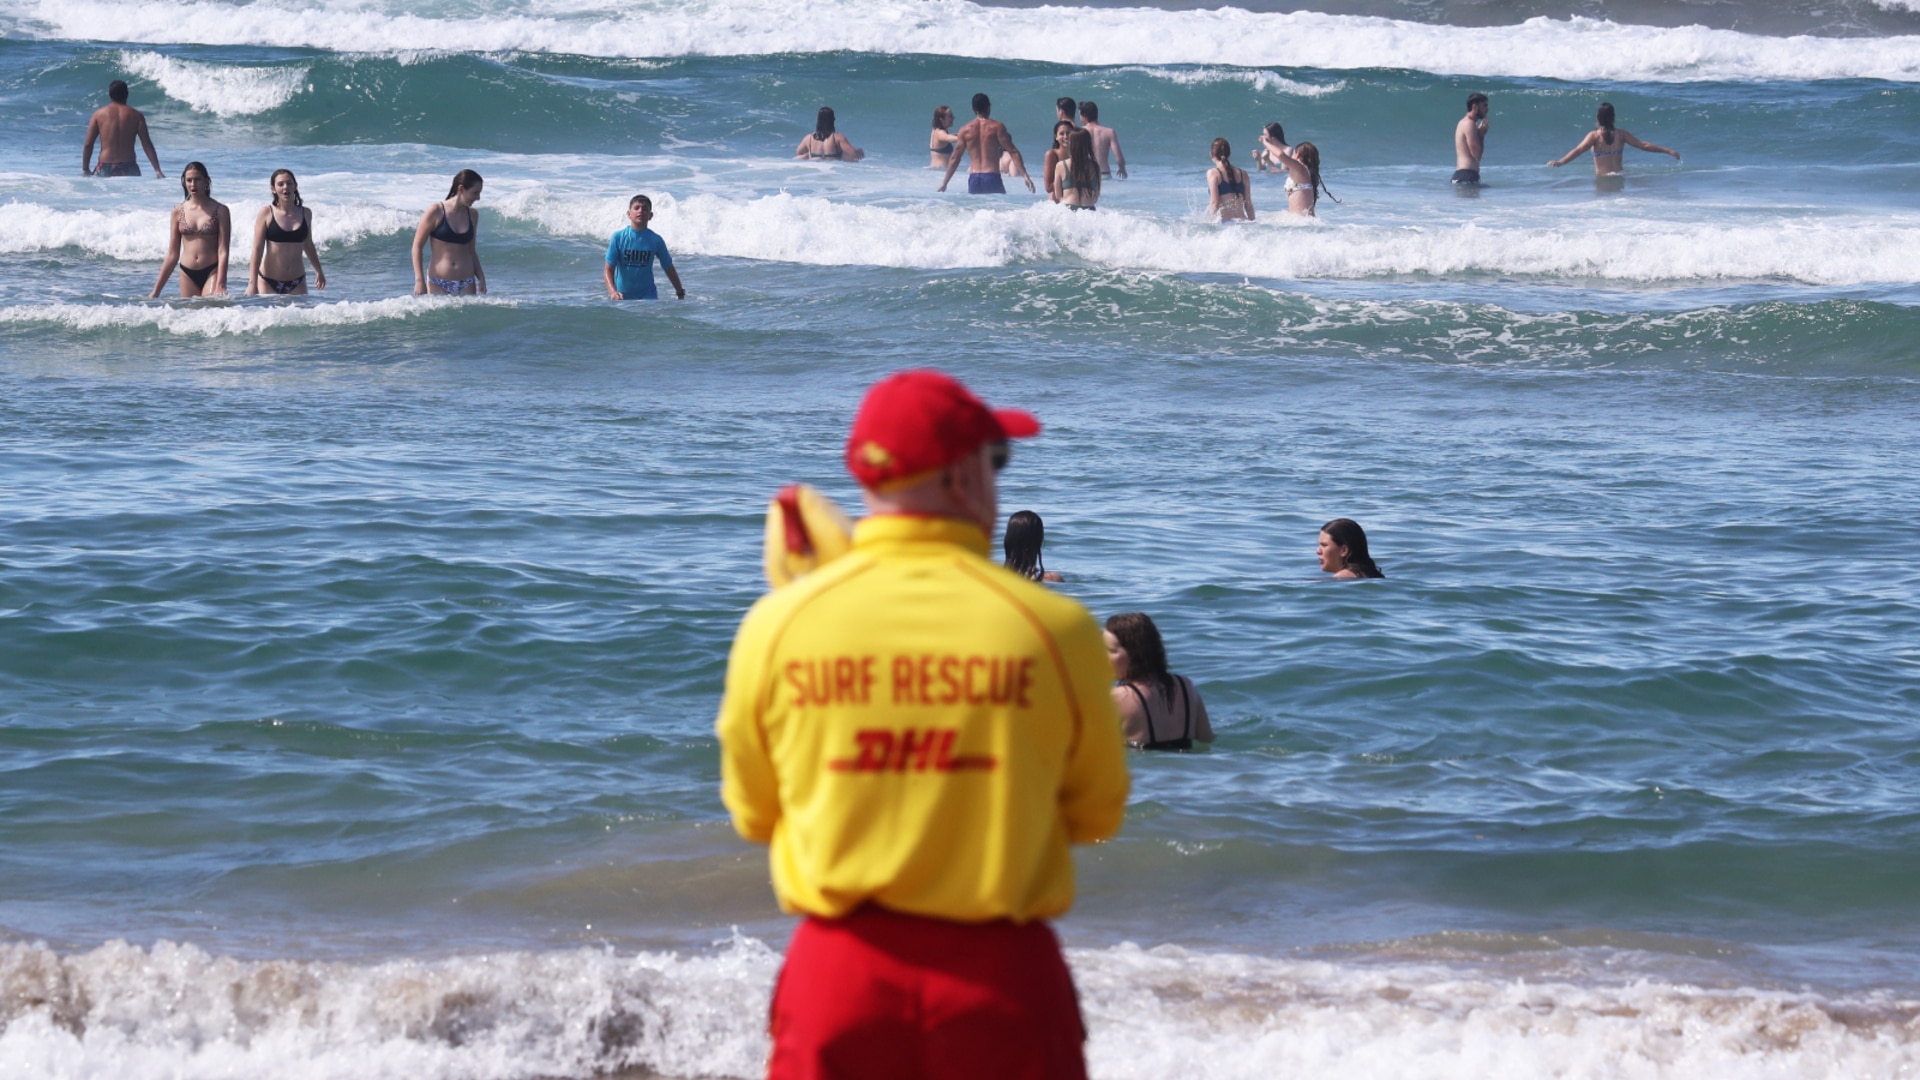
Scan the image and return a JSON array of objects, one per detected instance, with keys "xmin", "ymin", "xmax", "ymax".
[{"xmin": 828, "ymin": 728, "xmax": 997, "ymax": 773}]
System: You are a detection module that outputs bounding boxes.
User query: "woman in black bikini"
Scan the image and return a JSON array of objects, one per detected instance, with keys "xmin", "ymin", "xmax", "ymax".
[
  {"xmin": 411, "ymin": 169, "xmax": 486, "ymax": 296},
  {"xmin": 150, "ymin": 161, "xmax": 230, "ymax": 298},
  {"xmin": 796, "ymin": 106, "xmax": 864, "ymax": 162},
  {"xmin": 247, "ymin": 169, "xmax": 325, "ymax": 296},
  {"xmin": 1548, "ymin": 102, "xmax": 1680, "ymax": 175},
  {"xmin": 1104, "ymin": 612, "xmax": 1213, "ymax": 751},
  {"xmin": 928, "ymin": 105, "xmax": 959, "ymax": 169}
]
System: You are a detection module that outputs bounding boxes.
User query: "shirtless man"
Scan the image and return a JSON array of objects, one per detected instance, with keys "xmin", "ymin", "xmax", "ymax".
[
  {"xmin": 83, "ymin": 81, "xmax": 163, "ymax": 178},
  {"xmin": 1453, "ymin": 92, "xmax": 1488, "ymax": 185},
  {"xmin": 1079, "ymin": 100, "xmax": 1127, "ymax": 179},
  {"xmin": 939, "ymin": 93, "xmax": 1035, "ymax": 195}
]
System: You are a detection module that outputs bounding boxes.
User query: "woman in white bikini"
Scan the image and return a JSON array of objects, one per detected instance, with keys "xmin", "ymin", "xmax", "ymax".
[
  {"xmin": 1264, "ymin": 140, "xmax": 1338, "ymax": 217},
  {"xmin": 1548, "ymin": 102, "xmax": 1680, "ymax": 175},
  {"xmin": 796, "ymin": 107, "xmax": 864, "ymax": 162},
  {"xmin": 247, "ymin": 169, "xmax": 325, "ymax": 296},
  {"xmin": 1104, "ymin": 612, "xmax": 1213, "ymax": 751},
  {"xmin": 1206, "ymin": 137, "xmax": 1255, "ymax": 222},
  {"xmin": 928, "ymin": 105, "xmax": 960, "ymax": 169},
  {"xmin": 150, "ymin": 161, "xmax": 230, "ymax": 298},
  {"xmin": 411, "ymin": 169, "xmax": 486, "ymax": 296}
]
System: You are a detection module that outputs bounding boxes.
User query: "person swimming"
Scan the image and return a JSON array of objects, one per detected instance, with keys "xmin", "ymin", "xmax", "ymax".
[
  {"xmin": 1003, "ymin": 509, "xmax": 1065, "ymax": 582},
  {"xmin": 1318, "ymin": 518, "xmax": 1385, "ymax": 579},
  {"xmin": 1104, "ymin": 612, "xmax": 1214, "ymax": 751},
  {"xmin": 797, "ymin": 106, "xmax": 864, "ymax": 162},
  {"xmin": 1264, "ymin": 140, "xmax": 1339, "ymax": 217},
  {"xmin": 247, "ymin": 169, "xmax": 325, "ymax": 296},
  {"xmin": 1252, "ymin": 121, "xmax": 1290, "ymax": 172},
  {"xmin": 150, "ymin": 161, "xmax": 230, "ymax": 298},
  {"xmin": 1548, "ymin": 102, "xmax": 1680, "ymax": 175}
]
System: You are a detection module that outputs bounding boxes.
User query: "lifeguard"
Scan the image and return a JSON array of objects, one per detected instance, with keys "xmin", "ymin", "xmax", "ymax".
[{"xmin": 716, "ymin": 369, "xmax": 1129, "ymax": 1080}]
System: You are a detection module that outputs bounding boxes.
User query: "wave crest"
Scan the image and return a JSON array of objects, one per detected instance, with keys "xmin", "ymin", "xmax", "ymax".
[{"xmin": 117, "ymin": 50, "xmax": 309, "ymax": 116}]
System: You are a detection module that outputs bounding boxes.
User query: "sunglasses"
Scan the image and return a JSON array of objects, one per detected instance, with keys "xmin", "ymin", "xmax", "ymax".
[{"xmin": 988, "ymin": 442, "xmax": 1011, "ymax": 473}]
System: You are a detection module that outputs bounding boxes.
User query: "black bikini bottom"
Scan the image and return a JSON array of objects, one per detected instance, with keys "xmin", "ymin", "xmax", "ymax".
[
  {"xmin": 182, "ymin": 263, "xmax": 215, "ymax": 287},
  {"xmin": 260, "ymin": 275, "xmax": 303, "ymax": 294}
]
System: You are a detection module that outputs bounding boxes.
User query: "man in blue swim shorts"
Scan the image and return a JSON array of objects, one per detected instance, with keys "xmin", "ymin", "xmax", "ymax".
[
  {"xmin": 939, "ymin": 93, "xmax": 1034, "ymax": 196},
  {"xmin": 603, "ymin": 195, "xmax": 686, "ymax": 301}
]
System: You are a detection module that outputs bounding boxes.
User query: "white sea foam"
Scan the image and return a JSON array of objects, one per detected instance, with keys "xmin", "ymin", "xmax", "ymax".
[
  {"xmin": 13, "ymin": 0, "xmax": 1920, "ymax": 82},
  {"xmin": 496, "ymin": 188, "xmax": 1920, "ymax": 286},
  {"xmin": 0, "ymin": 201, "xmax": 416, "ymax": 261},
  {"xmin": 1875, "ymin": 0, "xmax": 1920, "ymax": 11},
  {"xmin": 0, "ymin": 296, "xmax": 506, "ymax": 336},
  {"xmin": 116, "ymin": 50, "xmax": 309, "ymax": 116},
  {"xmin": 1116, "ymin": 67, "xmax": 1348, "ymax": 97},
  {"xmin": 2, "ymin": 937, "xmax": 1915, "ymax": 1079}
]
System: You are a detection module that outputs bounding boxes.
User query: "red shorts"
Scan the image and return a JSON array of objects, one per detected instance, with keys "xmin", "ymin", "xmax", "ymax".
[{"xmin": 768, "ymin": 906, "xmax": 1088, "ymax": 1080}]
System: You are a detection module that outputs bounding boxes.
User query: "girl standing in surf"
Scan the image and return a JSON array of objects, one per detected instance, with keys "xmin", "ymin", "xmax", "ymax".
[
  {"xmin": 412, "ymin": 169, "xmax": 486, "ymax": 296},
  {"xmin": 150, "ymin": 161, "xmax": 230, "ymax": 298},
  {"xmin": 1549, "ymin": 103, "xmax": 1680, "ymax": 175},
  {"xmin": 247, "ymin": 169, "xmax": 325, "ymax": 296}
]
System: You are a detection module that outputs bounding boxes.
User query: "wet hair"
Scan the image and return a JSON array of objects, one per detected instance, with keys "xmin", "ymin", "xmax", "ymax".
[
  {"xmin": 814, "ymin": 106, "xmax": 836, "ymax": 140},
  {"xmin": 179, "ymin": 160, "xmax": 209, "ymax": 202},
  {"xmin": 1597, "ymin": 101, "xmax": 1617, "ymax": 145},
  {"xmin": 1003, "ymin": 510, "xmax": 1048, "ymax": 581},
  {"xmin": 108, "ymin": 80, "xmax": 128, "ymax": 104},
  {"xmin": 269, "ymin": 168, "xmax": 302, "ymax": 209},
  {"xmin": 446, "ymin": 168, "xmax": 483, "ymax": 200},
  {"xmin": 1079, "ymin": 100, "xmax": 1099, "ymax": 122},
  {"xmin": 933, "ymin": 105, "xmax": 953, "ymax": 131},
  {"xmin": 1105, "ymin": 612, "xmax": 1173, "ymax": 699},
  {"xmin": 1211, "ymin": 136, "xmax": 1233, "ymax": 162},
  {"xmin": 1264, "ymin": 121, "xmax": 1286, "ymax": 144},
  {"xmin": 1057, "ymin": 96, "xmax": 1077, "ymax": 119},
  {"xmin": 1066, "ymin": 128, "xmax": 1098, "ymax": 193},
  {"xmin": 971, "ymin": 92, "xmax": 991, "ymax": 117},
  {"xmin": 1052, "ymin": 119, "xmax": 1074, "ymax": 147},
  {"xmin": 1294, "ymin": 141, "xmax": 1341, "ymax": 204},
  {"xmin": 1322, "ymin": 518, "xmax": 1384, "ymax": 578},
  {"xmin": 629, "ymin": 194, "xmax": 651, "ymax": 209},
  {"xmin": 1466, "ymin": 92, "xmax": 1488, "ymax": 112}
]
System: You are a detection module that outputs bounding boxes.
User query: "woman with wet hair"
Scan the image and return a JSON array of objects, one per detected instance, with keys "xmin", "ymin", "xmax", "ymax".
[
  {"xmin": 1265, "ymin": 140, "xmax": 1338, "ymax": 217},
  {"xmin": 1104, "ymin": 612, "xmax": 1213, "ymax": 751},
  {"xmin": 150, "ymin": 160, "xmax": 230, "ymax": 298},
  {"xmin": 1317, "ymin": 518, "xmax": 1385, "ymax": 579},
  {"xmin": 412, "ymin": 168, "xmax": 486, "ymax": 296},
  {"xmin": 1206, "ymin": 137, "xmax": 1254, "ymax": 222},
  {"xmin": 796, "ymin": 106, "xmax": 864, "ymax": 161},
  {"xmin": 929, "ymin": 105, "xmax": 960, "ymax": 168},
  {"xmin": 1252, "ymin": 121, "xmax": 1290, "ymax": 172},
  {"xmin": 1002, "ymin": 510, "xmax": 1063, "ymax": 583},
  {"xmin": 247, "ymin": 168, "xmax": 325, "ymax": 296},
  {"xmin": 1057, "ymin": 129, "xmax": 1101, "ymax": 210},
  {"xmin": 1548, "ymin": 102, "xmax": 1680, "ymax": 175}
]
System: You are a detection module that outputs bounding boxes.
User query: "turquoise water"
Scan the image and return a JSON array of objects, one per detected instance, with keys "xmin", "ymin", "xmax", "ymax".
[{"xmin": 3, "ymin": 0, "xmax": 1920, "ymax": 1074}]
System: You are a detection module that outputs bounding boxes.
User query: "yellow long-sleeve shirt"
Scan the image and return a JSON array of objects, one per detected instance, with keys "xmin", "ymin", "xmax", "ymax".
[{"xmin": 716, "ymin": 514, "xmax": 1130, "ymax": 923}]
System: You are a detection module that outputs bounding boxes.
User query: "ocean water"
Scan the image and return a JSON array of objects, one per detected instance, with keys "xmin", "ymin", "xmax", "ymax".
[{"xmin": 4, "ymin": 0, "xmax": 1920, "ymax": 1075}]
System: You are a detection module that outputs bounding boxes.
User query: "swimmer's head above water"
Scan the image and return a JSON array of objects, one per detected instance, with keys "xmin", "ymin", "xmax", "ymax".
[
  {"xmin": 1318, "ymin": 517, "xmax": 1384, "ymax": 579},
  {"xmin": 1103, "ymin": 612, "xmax": 1172, "ymax": 697},
  {"xmin": 1003, "ymin": 510, "xmax": 1048, "ymax": 581},
  {"xmin": 971, "ymin": 92, "xmax": 991, "ymax": 118},
  {"xmin": 108, "ymin": 79, "xmax": 128, "ymax": 104}
]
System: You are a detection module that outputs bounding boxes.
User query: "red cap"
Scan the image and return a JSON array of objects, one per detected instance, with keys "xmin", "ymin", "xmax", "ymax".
[{"xmin": 845, "ymin": 370, "xmax": 1041, "ymax": 489}]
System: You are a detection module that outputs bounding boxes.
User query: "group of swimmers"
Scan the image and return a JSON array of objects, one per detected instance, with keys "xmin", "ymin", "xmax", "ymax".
[{"xmin": 1000, "ymin": 509, "xmax": 1382, "ymax": 751}]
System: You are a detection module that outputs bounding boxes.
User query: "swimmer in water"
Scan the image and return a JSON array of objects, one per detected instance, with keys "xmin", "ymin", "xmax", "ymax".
[
  {"xmin": 1252, "ymin": 121, "xmax": 1290, "ymax": 172},
  {"xmin": 150, "ymin": 161, "xmax": 230, "ymax": 298},
  {"xmin": 796, "ymin": 106, "xmax": 864, "ymax": 162},
  {"xmin": 1040, "ymin": 120, "xmax": 1073, "ymax": 202},
  {"xmin": 1317, "ymin": 518, "xmax": 1385, "ymax": 579},
  {"xmin": 938, "ymin": 93, "xmax": 1035, "ymax": 195},
  {"xmin": 1057, "ymin": 129, "xmax": 1101, "ymax": 210},
  {"xmin": 1265, "ymin": 140, "xmax": 1338, "ymax": 217},
  {"xmin": 1206, "ymin": 137, "xmax": 1255, "ymax": 222},
  {"xmin": 83, "ymin": 80, "xmax": 163, "ymax": 178},
  {"xmin": 1079, "ymin": 101, "xmax": 1126, "ymax": 179},
  {"xmin": 412, "ymin": 169, "xmax": 486, "ymax": 296},
  {"xmin": 929, "ymin": 105, "xmax": 961, "ymax": 168},
  {"xmin": 247, "ymin": 169, "xmax": 325, "ymax": 297},
  {"xmin": 1548, "ymin": 102, "xmax": 1680, "ymax": 174},
  {"xmin": 1003, "ymin": 509, "xmax": 1065, "ymax": 582},
  {"xmin": 1104, "ymin": 612, "xmax": 1214, "ymax": 751}
]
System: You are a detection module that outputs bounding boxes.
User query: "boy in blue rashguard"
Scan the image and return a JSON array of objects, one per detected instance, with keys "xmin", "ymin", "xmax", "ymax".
[{"xmin": 604, "ymin": 195, "xmax": 686, "ymax": 300}]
